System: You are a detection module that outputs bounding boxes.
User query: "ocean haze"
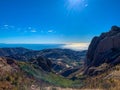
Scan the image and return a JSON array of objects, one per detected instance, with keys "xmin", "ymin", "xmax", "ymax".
[{"xmin": 0, "ymin": 43, "xmax": 89, "ymax": 51}]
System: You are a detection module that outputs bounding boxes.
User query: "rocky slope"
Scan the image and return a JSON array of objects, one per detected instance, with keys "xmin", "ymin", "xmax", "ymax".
[
  {"xmin": 85, "ymin": 26, "xmax": 120, "ymax": 75},
  {"xmin": 0, "ymin": 57, "xmax": 37, "ymax": 90},
  {"xmin": 0, "ymin": 57, "xmax": 83, "ymax": 90},
  {"xmin": 83, "ymin": 63, "xmax": 120, "ymax": 90}
]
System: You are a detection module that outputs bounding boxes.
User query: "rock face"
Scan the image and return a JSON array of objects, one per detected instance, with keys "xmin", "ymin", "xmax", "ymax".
[{"xmin": 85, "ymin": 26, "xmax": 120, "ymax": 75}]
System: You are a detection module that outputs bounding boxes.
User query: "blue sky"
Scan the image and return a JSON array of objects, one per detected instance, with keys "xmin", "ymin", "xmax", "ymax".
[{"xmin": 0, "ymin": 0, "xmax": 120, "ymax": 44}]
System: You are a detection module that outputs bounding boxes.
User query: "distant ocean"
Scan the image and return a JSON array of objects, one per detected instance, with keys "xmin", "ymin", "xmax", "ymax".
[{"xmin": 0, "ymin": 44, "xmax": 64, "ymax": 50}]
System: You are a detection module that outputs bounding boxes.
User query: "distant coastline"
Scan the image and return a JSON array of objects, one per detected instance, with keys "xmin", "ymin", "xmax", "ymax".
[
  {"xmin": 0, "ymin": 43, "xmax": 88, "ymax": 51},
  {"xmin": 0, "ymin": 44, "xmax": 64, "ymax": 50}
]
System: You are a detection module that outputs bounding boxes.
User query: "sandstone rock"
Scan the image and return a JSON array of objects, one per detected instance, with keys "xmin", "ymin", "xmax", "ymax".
[{"xmin": 85, "ymin": 26, "xmax": 120, "ymax": 75}]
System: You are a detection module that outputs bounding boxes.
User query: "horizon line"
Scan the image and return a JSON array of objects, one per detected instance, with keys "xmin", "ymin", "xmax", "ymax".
[{"xmin": 0, "ymin": 42, "xmax": 90, "ymax": 44}]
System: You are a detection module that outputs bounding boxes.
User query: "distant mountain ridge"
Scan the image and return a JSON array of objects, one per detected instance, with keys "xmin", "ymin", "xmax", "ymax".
[
  {"xmin": 7, "ymin": 48, "xmax": 86, "ymax": 61},
  {"xmin": 0, "ymin": 47, "xmax": 86, "ymax": 73},
  {"xmin": 0, "ymin": 47, "xmax": 32, "ymax": 56}
]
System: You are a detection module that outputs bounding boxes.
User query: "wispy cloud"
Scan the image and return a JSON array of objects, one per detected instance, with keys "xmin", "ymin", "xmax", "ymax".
[
  {"xmin": 0, "ymin": 25, "xmax": 56, "ymax": 34},
  {"xmin": 0, "ymin": 25, "xmax": 15, "ymax": 31},
  {"xmin": 4, "ymin": 24, "xmax": 9, "ymax": 27}
]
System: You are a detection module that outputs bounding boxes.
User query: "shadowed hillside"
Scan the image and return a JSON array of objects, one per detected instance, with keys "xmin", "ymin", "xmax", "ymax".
[{"xmin": 1, "ymin": 48, "xmax": 86, "ymax": 73}]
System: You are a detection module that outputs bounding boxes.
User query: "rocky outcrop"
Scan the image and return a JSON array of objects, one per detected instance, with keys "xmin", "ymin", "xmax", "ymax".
[
  {"xmin": 85, "ymin": 26, "xmax": 120, "ymax": 75},
  {"xmin": 0, "ymin": 57, "xmax": 20, "ymax": 74},
  {"xmin": 29, "ymin": 56, "xmax": 52, "ymax": 72}
]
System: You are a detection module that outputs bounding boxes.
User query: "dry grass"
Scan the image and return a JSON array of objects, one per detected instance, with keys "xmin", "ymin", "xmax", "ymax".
[{"xmin": 82, "ymin": 64, "xmax": 120, "ymax": 90}]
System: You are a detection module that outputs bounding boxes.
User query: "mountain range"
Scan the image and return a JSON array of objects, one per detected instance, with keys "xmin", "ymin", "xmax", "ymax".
[{"xmin": 1, "ymin": 48, "xmax": 86, "ymax": 73}]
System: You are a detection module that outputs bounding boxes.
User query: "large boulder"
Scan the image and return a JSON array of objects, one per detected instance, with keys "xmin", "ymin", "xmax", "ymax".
[{"xmin": 85, "ymin": 26, "xmax": 120, "ymax": 75}]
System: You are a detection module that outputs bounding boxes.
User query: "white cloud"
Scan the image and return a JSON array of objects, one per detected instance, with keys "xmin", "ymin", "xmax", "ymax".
[
  {"xmin": 30, "ymin": 29, "xmax": 37, "ymax": 33},
  {"xmin": 61, "ymin": 43, "xmax": 89, "ymax": 51},
  {"xmin": 48, "ymin": 30, "xmax": 53, "ymax": 33},
  {"xmin": 1, "ymin": 25, "xmax": 16, "ymax": 30}
]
